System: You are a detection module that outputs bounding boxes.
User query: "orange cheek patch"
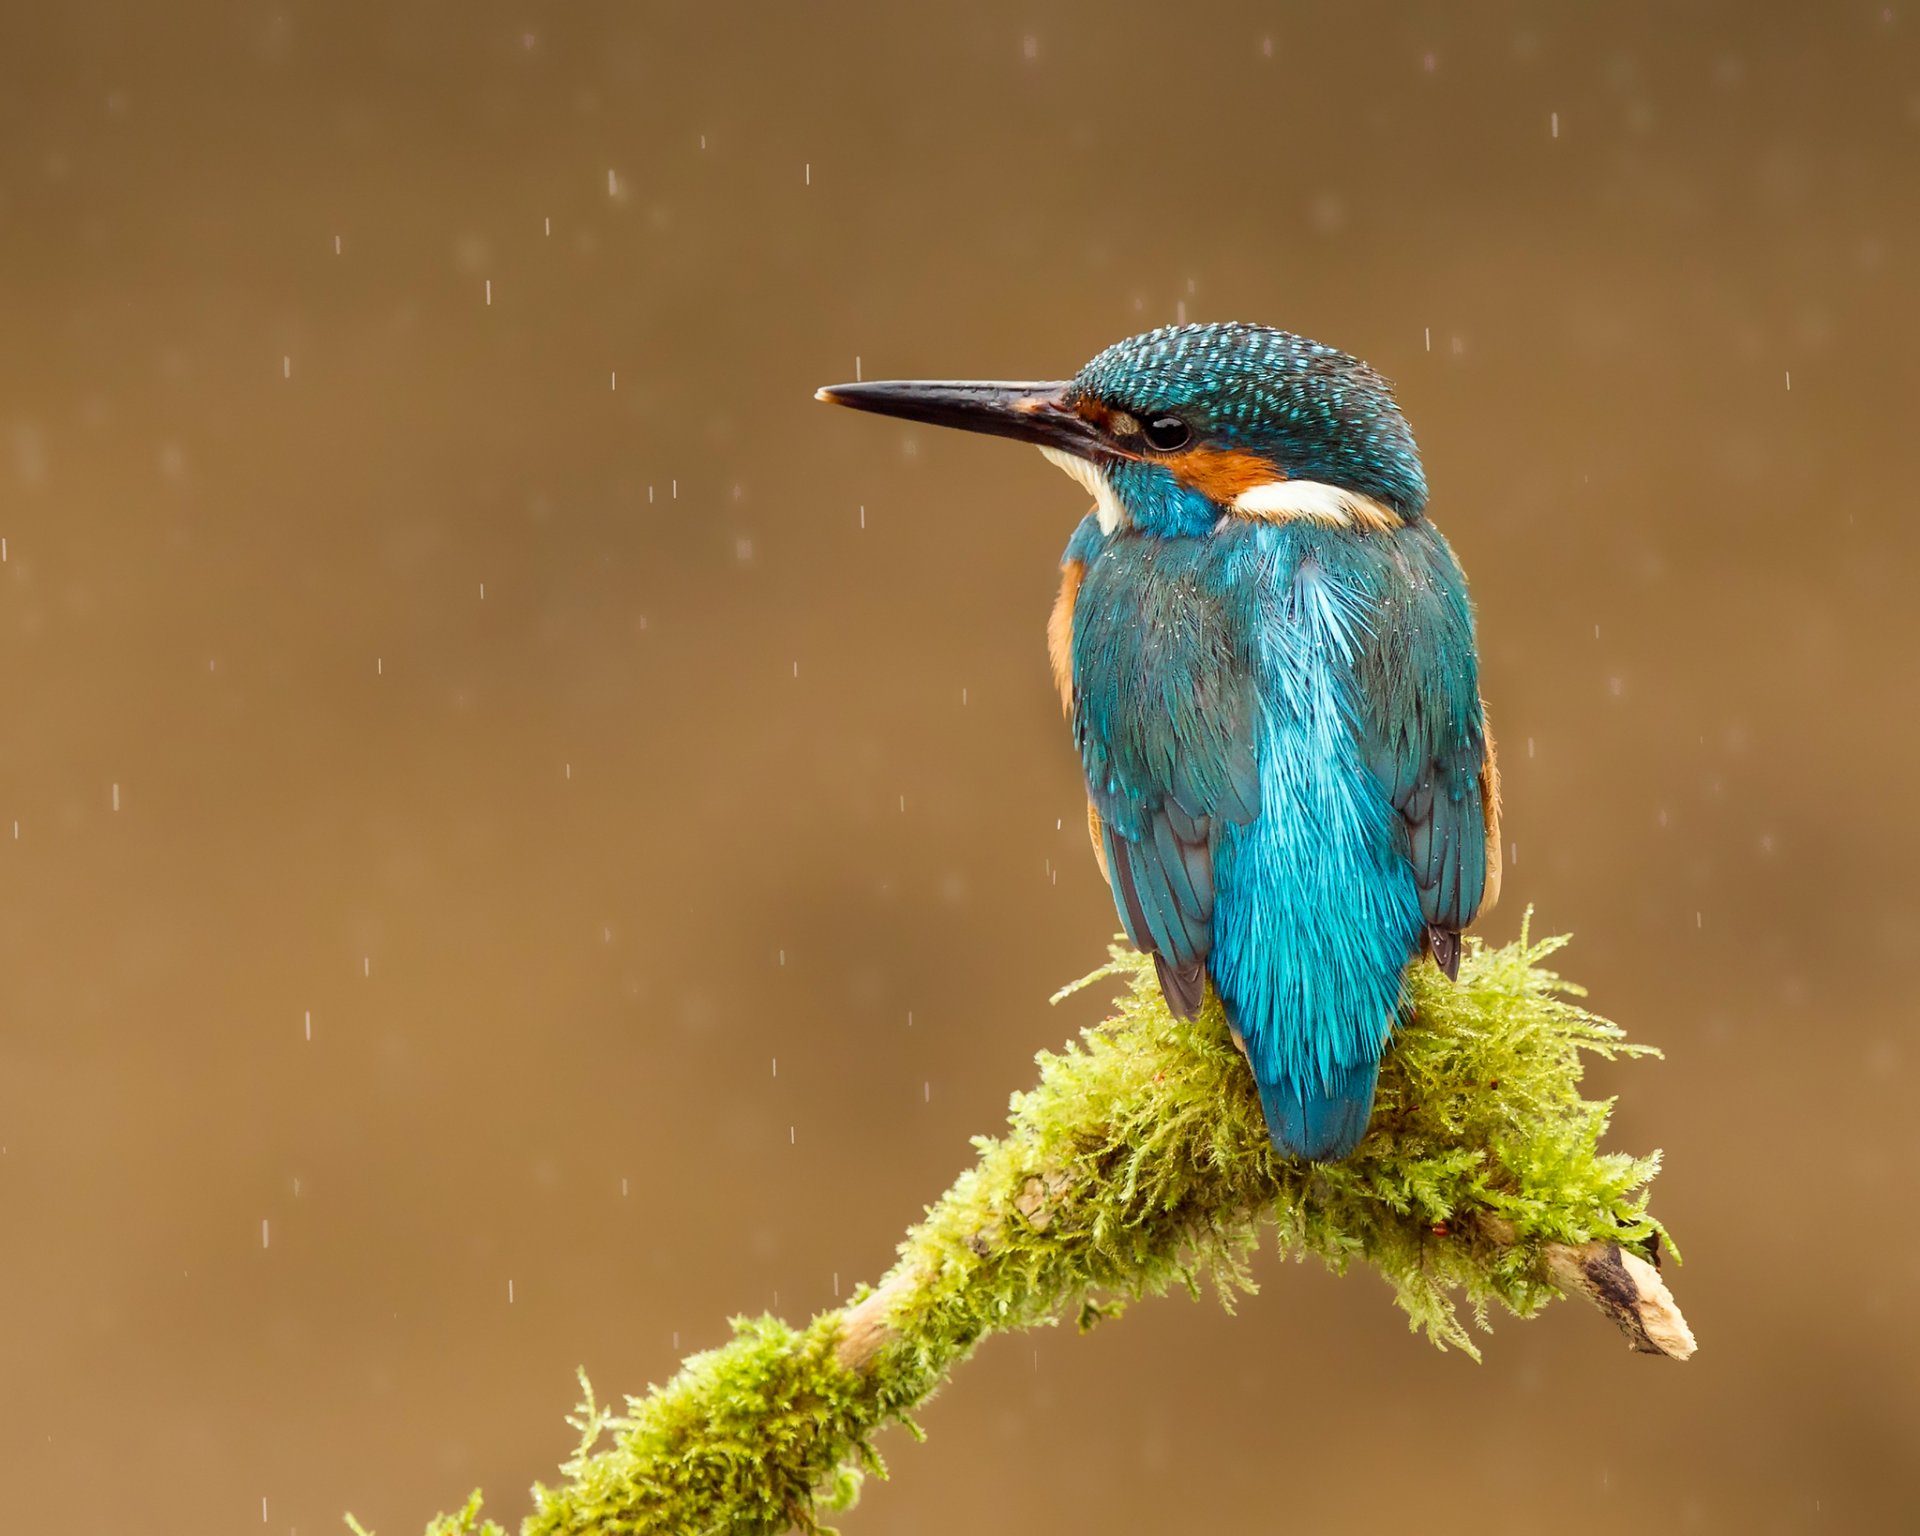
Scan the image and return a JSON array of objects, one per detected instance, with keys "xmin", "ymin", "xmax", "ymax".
[{"xmin": 1162, "ymin": 445, "xmax": 1282, "ymax": 503}]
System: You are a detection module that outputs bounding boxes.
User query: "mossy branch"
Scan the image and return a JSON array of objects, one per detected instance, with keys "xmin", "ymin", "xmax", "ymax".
[{"xmin": 380, "ymin": 918, "xmax": 1692, "ymax": 1536}]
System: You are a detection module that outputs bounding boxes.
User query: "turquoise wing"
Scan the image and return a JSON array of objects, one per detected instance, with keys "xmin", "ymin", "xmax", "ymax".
[
  {"xmin": 1069, "ymin": 532, "xmax": 1261, "ymax": 1015},
  {"xmin": 1353, "ymin": 523, "xmax": 1496, "ymax": 976}
]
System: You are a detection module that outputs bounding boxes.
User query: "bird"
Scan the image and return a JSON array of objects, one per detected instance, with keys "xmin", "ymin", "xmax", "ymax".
[{"xmin": 815, "ymin": 322, "xmax": 1499, "ymax": 1161}]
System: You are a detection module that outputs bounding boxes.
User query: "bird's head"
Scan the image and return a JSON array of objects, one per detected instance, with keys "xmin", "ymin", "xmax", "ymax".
[{"xmin": 816, "ymin": 322, "xmax": 1427, "ymax": 539}]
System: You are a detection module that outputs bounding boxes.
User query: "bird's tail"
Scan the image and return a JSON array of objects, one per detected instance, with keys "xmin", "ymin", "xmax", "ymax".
[{"xmin": 1255, "ymin": 1061, "xmax": 1380, "ymax": 1162}]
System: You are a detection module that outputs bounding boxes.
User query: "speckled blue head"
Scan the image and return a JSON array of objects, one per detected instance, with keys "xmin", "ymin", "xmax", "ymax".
[
  {"xmin": 1070, "ymin": 323, "xmax": 1427, "ymax": 536},
  {"xmin": 816, "ymin": 321, "xmax": 1427, "ymax": 541}
]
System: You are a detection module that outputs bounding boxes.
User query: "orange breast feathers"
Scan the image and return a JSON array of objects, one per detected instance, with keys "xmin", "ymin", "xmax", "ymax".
[
  {"xmin": 1046, "ymin": 558, "xmax": 1112, "ymax": 887},
  {"xmin": 1047, "ymin": 559, "xmax": 1083, "ymax": 715},
  {"xmin": 1479, "ymin": 708, "xmax": 1504, "ymax": 913}
]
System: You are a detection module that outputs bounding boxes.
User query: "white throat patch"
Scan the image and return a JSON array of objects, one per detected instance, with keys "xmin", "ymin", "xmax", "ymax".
[
  {"xmin": 1039, "ymin": 446, "xmax": 1130, "ymax": 534},
  {"xmin": 1228, "ymin": 479, "xmax": 1399, "ymax": 532}
]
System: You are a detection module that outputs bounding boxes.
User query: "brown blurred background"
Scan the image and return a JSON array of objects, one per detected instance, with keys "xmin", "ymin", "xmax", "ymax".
[{"xmin": 3, "ymin": 2, "xmax": 1916, "ymax": 1530}]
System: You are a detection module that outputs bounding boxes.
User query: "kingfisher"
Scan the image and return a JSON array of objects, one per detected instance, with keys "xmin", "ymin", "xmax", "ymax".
[{"xmin": 816, "ymin": 323, "xmax": 1500, "ymax": 1161}]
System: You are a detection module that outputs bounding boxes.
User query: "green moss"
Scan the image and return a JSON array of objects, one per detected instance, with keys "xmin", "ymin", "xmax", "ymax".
[{"xmin": 388, "ymin": 919, "xmax": 1671, "ymax": 1536}]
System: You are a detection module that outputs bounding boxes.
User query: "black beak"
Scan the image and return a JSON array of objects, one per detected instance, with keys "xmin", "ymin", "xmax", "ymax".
[{"xmin": 813, "ymin": 379, "xmax": 1109, "ymax": 460}]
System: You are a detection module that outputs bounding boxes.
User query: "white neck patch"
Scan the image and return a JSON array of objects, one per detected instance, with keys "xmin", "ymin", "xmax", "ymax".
[
  {"xmin": 1228, "ymin": 479, "xmax": 1399, "ymax": 532},
  {"xmin": 1039, "ymin": 446, "xmax": 1130, "ymax": 534}
]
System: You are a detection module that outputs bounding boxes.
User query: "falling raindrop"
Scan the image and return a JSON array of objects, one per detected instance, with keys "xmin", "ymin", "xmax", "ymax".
[
  {"xmin": 261, "ymin": 1219, "xmax": 270, "ymax": 1250},
  {"xmin": 304, "ymin": 1010, "xmax": 311, "ymax": 1041},
  {"xmin": 110, "ymin": 783, "xmax": 120, "ymax": 812},
  {"xmin": 508, "ymin": 1279, "xmax": 515, "ymax": 1303},
  {"xmin": 1551, "ymin": 111, "xmax": 1560, "ymax": 138},
  {"xmin": 485, "ymin": 278, "xmax": 492, "ymax": 306},
  {"xmin": 282, "ymin": 356, "xmax": 291, "ymax": 379}
]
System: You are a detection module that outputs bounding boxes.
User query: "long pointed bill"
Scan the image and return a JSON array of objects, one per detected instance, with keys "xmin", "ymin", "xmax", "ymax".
[{"xmin": 813, "ymin": 379, "xmax": 1108, "ymax": 460}]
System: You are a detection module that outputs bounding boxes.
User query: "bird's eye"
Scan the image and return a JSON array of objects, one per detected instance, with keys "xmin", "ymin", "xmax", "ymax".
[{"xmin": 1142, "ymin": 415, "xmax": 1191, "ymax": 452}]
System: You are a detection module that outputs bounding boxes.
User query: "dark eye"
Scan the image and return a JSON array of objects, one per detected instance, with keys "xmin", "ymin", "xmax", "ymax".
[{"xmin": 1142, "ymin": 415, "xmax": 1191, "ymax": 452}]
